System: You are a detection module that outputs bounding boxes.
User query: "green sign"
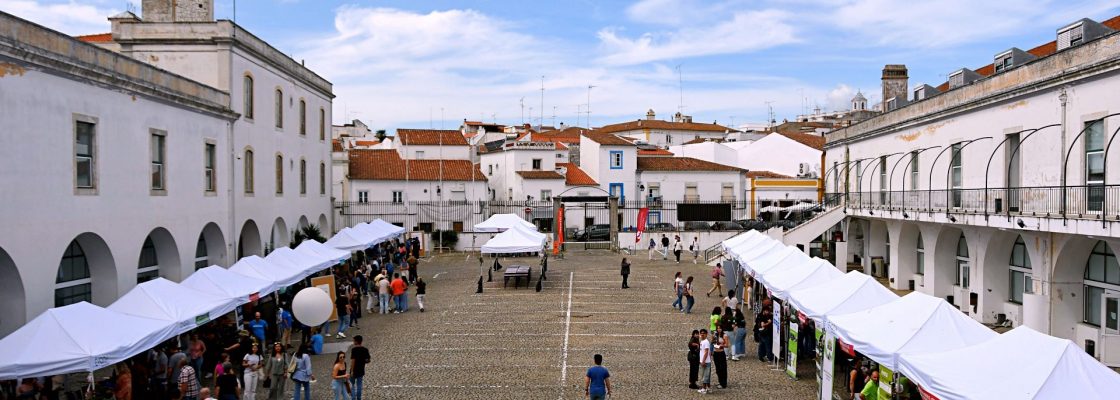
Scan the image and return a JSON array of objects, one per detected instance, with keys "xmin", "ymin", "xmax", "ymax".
[
  {"xmin": 878, "ymin": 365, "xmax": 894, "ymax": 400},
  {"xmin": 194, "ymin": 312, "xmax": 210, "ymax": 326},
  {"xmin": 787, "ymin": 319, "xmax": 799, "ymax": 378}
]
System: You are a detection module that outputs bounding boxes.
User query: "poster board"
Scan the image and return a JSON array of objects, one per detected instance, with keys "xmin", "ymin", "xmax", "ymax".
[
  {"xmin": 772, "ymin": 301, "xmax": 782, "ymax": 361},
  {"xmin": 819, "ymin": 329, "xmax": 835, "ymax": 400},
  {"xmin": 310, "ymin": 275, "xmax": 338, "ymax": 323},
  {"xmin": 787, "ymin": 319, "xmax": 799, "ymax": 378},
  {"xmin": 879, "ymin": 365, "xmax": 895, "ymax": 400}
]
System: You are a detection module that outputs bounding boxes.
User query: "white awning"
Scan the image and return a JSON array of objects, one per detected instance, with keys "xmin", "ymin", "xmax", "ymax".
[
  {"xmin": 474, "ymin": 213, "xmax": 537, "ymax": 232},
  {"xmin": 759, "ymin": 257, "xmax": 843, "ymax": 301},
  {"xmin": 787, "ymin": 271, "xmax": 898, "ymax": 325},
  {"xmin": 481, "ymin": 224, "xmax": 546, "ymax": 254},
  {"xmin": 229, "ymin": 255, "xmax": 305, "ymax": 288},
  {"xmin": 295, "ymin": 240, "xmax": 350, "ymax": 264},
  {"xmin": 265, "ymin": 247, "xmax": 333, "ymax": 279},
  {"xmin": 182, "ymin": 265, "xmax": 277, "ymax": 303},
  {"xmin": 108, "ymin": 278, "xmax": 239, "ymax": 335}
]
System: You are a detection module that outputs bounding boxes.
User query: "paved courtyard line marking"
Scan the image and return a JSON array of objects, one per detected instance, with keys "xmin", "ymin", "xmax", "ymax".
[
  {"xmin": 432, "ymin": 272, "xmax": 442, "ymax": 279},
  {"xmin": 559, "ymin": 271, "xmax": 574, "ymax": 399},
  {"xmin": 442, "ymin": 321, "xmax": 696, "ymax": 325},
  {"xmin": 432, "ymin": 332, "xmax": 676, "ymax": 337}
]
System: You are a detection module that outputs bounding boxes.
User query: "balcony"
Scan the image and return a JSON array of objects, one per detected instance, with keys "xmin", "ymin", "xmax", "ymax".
[
  {"xmin": 646, "ymin": 195, "xmax": 663, "ymax": 208},
  {"xmin": 834, "ymin": 184, "xmax": 1120, "ymax": 222}
]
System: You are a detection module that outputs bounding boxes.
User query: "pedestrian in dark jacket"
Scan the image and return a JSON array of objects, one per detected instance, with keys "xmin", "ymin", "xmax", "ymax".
[{"xmin": 620, "ymin": 258, "xmax": 631, "ymax": 289}]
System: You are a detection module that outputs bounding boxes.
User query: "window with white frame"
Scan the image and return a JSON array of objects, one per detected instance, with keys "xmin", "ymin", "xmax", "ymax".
[
  {"xmin": 1084, "ymin": 241, "xmax": 1120, "ymax": 326},
  {"xmin": 358, "ymin": 190, "xmax": 369, "ymax": 203},
  {"xmin": 951, "ymin": 142, "xmax": 963, "ymax": 208},
  {"xmin": 1086, "ymin": 119, "xmax": 1105, "ymax": 211},
  {"xmin": 205, "ymin": 143, "xmax": 216, "ymax": 192},
  {"xmin": 956, "ymin": 234, "xmax": 970, "ymax": 289},
  {"xmin": 541, "ymin": 190, "xmax": 552, "ymax": 201},
  {"xmin": 243, "ymin": 75, "xmax": 254, "ymax": 119},
  {"xmin": 532, "ymin": 159, "xmax": 542, "ymax": 170},
  {"xmin": 416, "ymin": 151, "xmax": 425, "ymax": 159},
  {"xmin": 1009, "ymin": 236, "xmax": 1032, "ymax": 304},
  {"xmin": 610, "ymin": 151, "xmax": 623, "ymax": 169},
  {"xmin": 392, "ymin": 191, "xmax": 403, "ymax": 204},
  {"xmin": 151, "ymin": 131, "xmax": 166, "ymax": 191},
  {"xmin": 56, "ymin": 240, "xmax": 92, "ymax": 307},
  {"xmin": 915, "ymin": 232, "xmax": 925, "ymax": 275},
  {"xmin": 879, "ymin": 155, "xmax": 887, "ymax": 204},
  {"xmin": 75, "ymin": 120, "xmax": 95, "ymax": 189},
  {"xmin": 910, "ymin": 151, "xmax": 920, "ymax": 190}
]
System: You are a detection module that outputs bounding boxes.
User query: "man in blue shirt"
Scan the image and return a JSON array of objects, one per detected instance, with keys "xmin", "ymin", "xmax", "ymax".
[
  {"xmin": 247, "ymin": 312, "xmax": 268, "ymax": 344},
  {"xmin": 585, "ymin": 354, "xmax": 611, "ymax": 400}
]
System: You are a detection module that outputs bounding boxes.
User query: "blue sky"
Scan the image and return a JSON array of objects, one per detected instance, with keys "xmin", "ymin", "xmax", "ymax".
[{"xmin": 5, "ymin": 0, "xmax": 1120, "ymax": 131}]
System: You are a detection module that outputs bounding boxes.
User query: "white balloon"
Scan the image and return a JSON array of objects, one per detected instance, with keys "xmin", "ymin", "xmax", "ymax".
[{"xmin": 292, "ymin": 287, "xmax": 332, "ymax": 326}]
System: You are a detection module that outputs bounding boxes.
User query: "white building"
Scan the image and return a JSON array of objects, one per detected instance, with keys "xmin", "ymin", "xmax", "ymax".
[
  {"xmin": 580, "ymin": 132, "xmax": 639, "ymax": 202},
  {"xmin": 345, "ymin": 149, "xmax": 487, "ymax": 230},
  {"xmin": 597, "ymin": 109, "xmax": 737, "ymax": 148},
  {"xmin": 479, "ymin": 141, "xmax": 566, "ymax": 201},
  {"xmin": 393, "ymin": 129, "xmax": 471, "ymax": 160},
  {"xmin": 0, "ymin": 4, "xmax": 333, "ymax": 337},
  {"xmin": 822, "ymin": 15, "xmax": 1120, "ymax": 365}
]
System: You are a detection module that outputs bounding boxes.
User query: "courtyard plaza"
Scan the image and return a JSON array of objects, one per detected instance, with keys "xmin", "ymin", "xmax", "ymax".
[{"xmin": 294, "ymin": 250, "xmax": 816, "ymax": 399}]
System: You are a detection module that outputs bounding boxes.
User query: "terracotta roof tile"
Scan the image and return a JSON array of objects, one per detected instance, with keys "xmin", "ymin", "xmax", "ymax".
[
  {"xmin": 597, "ymin": 119, "xmax": 736, "ymax": 134},
  {"xmin": 637, "ymin": 148, "xmax": 674, "ymax": 156},
  {"xmin": 555, "ymin": 142, "xmax": 569, "ymax": 150},
  {"xmin": 75, "ymin": 33, "xmax": 112, "ymax": 43},
  {"xmin": 516, "ymin": 170, "xmax": 565, "ymax": 180},
  {"xmin": 582, "ymin": 131, "xmax": 636, "ymax": 146},
  {"xmin": 559, "ymin": 163, "xmax": 597, "ymax": 186},
  {"xmin": 636, "ymin": 157, "xmax": 741, "ymax": 172},
  {"xmin": 776, "ymin": 131, "xmax": 826, "ymax": 150},
  {"xmin": 332, "ymin": 139, "xmax": 343, "ymax": 152},
  {"xmin": 531, "ymin": 127, "xmax": 586, "ymax": 144},
  {"xmin": 745, "ymin": 170, "xmax": 793, "ymax": 179},
  {"xmin": 397, "ymin": 129, "xmax": 468, "ymax": 146},
  {"xmin": 354, "ymin": 140, "xmax": 380, "ymax": 147},
  {"xmin": 683, "ymin": 137, "xmax": 725, "ymax": 145},
  {"xmin": 349, "ymin": 149, "xmax": 486, "ymax": 181}
]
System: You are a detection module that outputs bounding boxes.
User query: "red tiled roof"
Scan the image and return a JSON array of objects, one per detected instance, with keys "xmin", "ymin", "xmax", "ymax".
[
  {"xmin": 597, "ymin": 119, "xmax": 736, "ymax": 134},
  {"xmin": 559, "ymin": 163, "xmax": 597, "ymax": 186},
  {"xmin": 516, "ymin": 170, "xmax": 565, "ymax": 180},
  {"xmin": 776, "ymin": 131, "xmax": 826, "ymax": 150},
  {"xmin": 745, "ymin": 170, "xmax": 793, "ymax": 179},
  {"xmin": 332, "ymin": 139, "xmax": 343, "ymax": 152},
  {"xmin": 683, "ymin": 137, "xmax": 726, "ymax": 145},
  {"xmin": 349, "ymin": 149, "xmax": 486, "ymax": 181},
  {"xmin": 636, "ymin": 157, "xmax": 741, "ymax": 172},
  {"xmin": 531, "ymin": 126, "xmax": 586, "ymax": 144},
  {"xmin": 75, "ymin": 33, "xmax": 112, "ymax": 43},
  {"xmin": 637, "ymin": 148, "xmax": 674, "ymax": 156},
  {"xmin": 397, "ymin": 129, "xmax": 468, "ymax": 146},
  {"xmin": 555, "ymin": 142, "xmax": 569, "ymax": 150},
  {"xmin": 354, "ymin": 140, "xmax": 380, "ymax": 147},
  {"xmin": 582, "ymin": 132, "xmax": 636, "ymax": 146}
]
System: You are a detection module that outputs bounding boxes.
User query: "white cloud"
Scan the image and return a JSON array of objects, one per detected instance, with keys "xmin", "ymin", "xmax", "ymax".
[
  {"xmin": 596, "ymin": 9, "xmax": 798, "ymax": 66},
  {"xmin": 1, "ymin": 0, "xmax": 120, "ymax": 35},
  {"xmin": 825, "ymin": 84, "xmax": 854, "ymax": 112}
]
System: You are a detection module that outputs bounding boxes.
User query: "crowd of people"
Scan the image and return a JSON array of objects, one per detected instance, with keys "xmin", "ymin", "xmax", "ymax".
[{"xmin": 647, "ymin": 234, "xmax": 703, "ymax": 264}]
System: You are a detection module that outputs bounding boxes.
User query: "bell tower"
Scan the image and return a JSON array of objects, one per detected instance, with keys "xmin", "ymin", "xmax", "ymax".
[{"xmin": 142, "ymin": 0, "xmax": 214, "ymax": 22}]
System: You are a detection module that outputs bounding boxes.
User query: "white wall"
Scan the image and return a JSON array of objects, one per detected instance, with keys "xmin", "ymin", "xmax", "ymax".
[
  {"xmin": 737, "ymin": 134, "xmax": 821, "ymax": 177},
  {"xmin": 620, "ymin": 129, "xmax": 728, "ymax": 147},
  {"xmin": 637, "ymin": 170, "xmax": 743, "ymax": 203},
  {"xmin": 668, "ymin": 142, "xmax": 737, "ymax": 166},
  {"xmin": 398, "ymin": 144, "xmax": 470, "ymax": 160}
]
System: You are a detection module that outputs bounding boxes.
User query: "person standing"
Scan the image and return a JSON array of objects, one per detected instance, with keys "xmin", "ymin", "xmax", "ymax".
[
  {"xmin": 672, "ymin": 236, "xmax": 683, "ymax": 263},
  {"xmin": 348, "ymin": 287, "xmax": 361, "ymax": 329},
  {"xmin": 671, "ymin": 272, "xmax": 684, "ymax": 311},
  {"xmin": 290, "ymin": 345, "xmax": 313, "ymax": 400},
  {"xmin": 177, "ymin": 358, "xmax": 201, "ymax": 400},
  {"xmin": 390, "ymin": 273, "xmax": 407, "ymax": 313},
  {"xmin": 262, "ymin": 343, "xmax": 288, "ymax": 400},
  {"xmin": 247, "ymin": 313, "xmax": 268, "ymax": 346},
  {"xmin": 377, "ymin": 271, "xmax": 390, "ymax": 314},
  {"xmin": 709, "ymin": 307, "xmax": 722, "ymax": 332},
  {"xmin": 620, "ymin": 258, "xmax": 631, "ymax": 289},
  {"xmin": 349, "ymin": 336, "xmax": 369, "ymax": 399},
  {"xmin": 168, "ymin": 344, "xmax": 188, "ymax": 392},
  {"xmin": 241, "ymin": 343, "xmax": 261, "ymax": 400},
  {"xmin": 697, "ymin": 329, "xmax": 712, "ymax": 394},
  {"xmin": 584, "ymin": 354, "xmax": 611, "ymax": 400},
  {"xmin": 647, "ymin": 237, "xmax": 657, "ymax": 260},
  {"xmin": 687, "ymin": 330, "xmax": 700, "ymax": 389},
  {"xmin": 732, "ymin": 309, "xmax": 747, "ymax": 361},
  {"xmin": 188, "ymin": 334, "xmax": 206, "ymax": 385},
  {"xmin": 333, "ymin": 292, "xmax": 350, "ymax": 339},
  {"xmin": 713, "ymin": 326, "xmax": 729, "ymax": 389},
  {"xmin": 660, "ymin": 234, "xmax": 670, "ymax": 260},
  {"xmin": 407, "ymin": 255, "xmax": 419, "ymax": 284},
  {"xmin": 331, "ymin": 352, "xmax": 350, "ymax": 400},
  {"xmin": 756, "ymin": 307, "xmax": 774, "ymax": 362},
  {"xmin": 684, "ymin": 276, "xmax": 695, "ymax": 314},
  {"xmin": 150, "ymin": 345, "xmax": 169, "ymax": 398},
  {"xmin": 691, "ymin": 236, "xmax": 700, "ymax": 264},
  {"xmin": 415, "ymin": 278, "xmax": 427, "ymax": 312},
  {"xmin": 214, "ymin": 363, "xmax": 240, "ymax": 400},
  {"xmin": 721, "ymin": 290, "xmax": 739, "ymax": 311},
  {"xmin": 860, "ymin": 371, "xmax": 880, "ymax": 400},
  {"xmin": 278, "ymin": 308, "xmax": 293, "ymax": 348},
  {"xmin": 706, "ymin": 263, "xmax": 724, "ymax": 297}
]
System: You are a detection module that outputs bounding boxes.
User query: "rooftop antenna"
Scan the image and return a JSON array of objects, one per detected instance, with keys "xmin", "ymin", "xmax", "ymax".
[
  {"xmin": 520, "ymin": 98, "xmax": 525, "ymax": 125},
  {"xmin": 676, "ymin": 64, "xmax": 685, "ymax": 115},
  {"xmin": 551, "ymin": 106, "xmax": 557, "ymax": 129},
  {"xmin": 586, "ymin": 84, "xmax": 596, "ymax": 128},
  {"xmin": 765, "ymin": 101, "xmax": 775, "ymax": 129},
  {"xmin": 539, "ymin": 75, "xmax": 545, "ymax": 131}
]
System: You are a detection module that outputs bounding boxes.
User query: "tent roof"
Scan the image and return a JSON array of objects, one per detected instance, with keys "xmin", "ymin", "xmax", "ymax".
[
  {"xmin": 325, "ymin": 227, "xmax": 377, "ymax": 251},
  {"xmin": 474, "ymin": 213, "xmax": 536, "ymax": 232},
  {"xmin": 295, "ymin": 240, "xmax": 350, "ymax": 264},
  {"xmin": 481, "ymin": 223, "xmax": 545, "ymax": 254},
  {"xmin": 828, "ymin": 292, "xmax": 997, "ymax": 370},
  {"xmin": 0, "ymin": 302, "xmax": 178, "ymax": 379},
  {"xmin": 108, "ymin": 278, "xmax": 237, "ymax": 334},
  {"xmin": 760, "ymin": 257, "xmax": 843, "ymax": 301},
  {"xmin": 899, "ymin": 326, "xmax": 1120, "ymax": 400},
  {"xmin": 367, "ymin": 219, "xmax": 405, "ymax": 236},
  {"xmin": 722, "ymin": 230, "xmax": 763, "ymax": 250},
  {"xmin": 181, "ymin": 265, "xmax": 277, "ymax": 300},
  {"xmin": 731, "ymin": 238, "xmax": 783, "ymax": 264},
  {"xmin": 229, "ymin": 255, "xmax": 305, "ymax": 288},
  {"xmin": 742, "ymin": 245, "xmax": 808, "ymax": 277},
  {"xmin": 787, "ymin": 271, "xmax": 898, "ymax": 325},
  {"xmin": 725, "ymin": 232, "xmax": 774, "ymax": 257},
  {"xmin": 264, "ymin": 247, "xmax": 332, "ymax": 278}
]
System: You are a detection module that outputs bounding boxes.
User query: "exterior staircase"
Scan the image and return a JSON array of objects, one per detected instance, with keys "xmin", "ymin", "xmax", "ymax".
[{"xmin": 780, "ymin": 204, "xmax": 845, "ymax": 247}]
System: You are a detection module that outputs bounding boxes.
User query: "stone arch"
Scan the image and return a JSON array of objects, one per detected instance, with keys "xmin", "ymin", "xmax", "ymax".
[
  {"xmin": 270, "ymin": 217, "xmax": 289, "ymax": 253},
  {"xmin": 867, "ymin": 219, "xmax": 889, "ymax": 278},
  {"xmin": 894, "ymin": 222, "xmax": 923, "ymax": 290},
  {"xmin": 138, "ymin": 227, "xmax": 182, "ymax": 283},
  {"xmin": 930, "ymin": 225, "xmax": 966, "ymax": 302},
  {"xmin": 57, "ymin": 232, "xmax": 117, "ymax": 307},
  {"xmin": 0, "ymin": 246, "xmax": 25, "ymax": 337},
  {"xmin": 318, "ymin": 214, "xmax": 329, "ymax": 233},
  {"xmin": 238, "ymin": 220, "xmax": 263, "ymax": 258},
  {"xmin": 976, "ymin": 229, "xmax": 1022, "ymax": 323},
  {"xmin": 298, "ymin": 215, "xmax": 310, "ymax": 230},
  {"xmin": 195, "ymin": 222, "xmax": 227, "ymax": 270},
  {"xmin": 845, "ymin": 219, "xmax": 866, "ymax": 266}
]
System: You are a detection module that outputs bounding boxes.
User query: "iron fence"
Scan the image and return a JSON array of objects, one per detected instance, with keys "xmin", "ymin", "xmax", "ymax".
[{"xmin": 837, "ymin": 184, "xmax": 1120, "ymax": 220}]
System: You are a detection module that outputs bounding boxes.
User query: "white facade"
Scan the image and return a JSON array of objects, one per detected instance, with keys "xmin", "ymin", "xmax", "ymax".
[
  {"xmin": 668, "ymin": 142, "xmax": 738, "ymax": 166},
  {"xmin": 396, "ymin": 143, "xmax": 471, "ymax": 161},
  {"xmin": 479, "ymin": 141, "xmax": 565, "ymax": 201},
  {"xmin": 668, "ymin": 134, "xmax": 821, "ymax": 178},
  {"xmin": 636, "ymin": 170, "xmax": 743, "ymax": 204},
  {"xmin": 580, "ymin": 135, "xmax": 638, "ymax": 202}
]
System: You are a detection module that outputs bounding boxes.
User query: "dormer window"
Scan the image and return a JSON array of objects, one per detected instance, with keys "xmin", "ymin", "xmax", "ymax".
[{"xmin": 994, "ymin": 54, "xmax": 1012, "ymax": 73}]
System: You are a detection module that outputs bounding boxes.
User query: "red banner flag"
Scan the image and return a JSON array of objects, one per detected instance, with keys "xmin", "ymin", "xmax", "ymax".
[
  {"xmin": 635, "ymin": 207, "xmax": 649, "ymax": 243},
  {"xmin": 553, "ymin": 205, "xmax": 564, "ymax": 255}
]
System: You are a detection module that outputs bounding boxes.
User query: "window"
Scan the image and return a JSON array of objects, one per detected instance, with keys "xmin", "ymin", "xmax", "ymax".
[
  {"xmin": 319, "ymin": 162, "xmax": 326, "ymax": 195},
  {"xmin": 243, "ymin": 75, "xmax": 254, "ymax": 119},
  {"xmin": 299, "ymin": 100, "xmax": 307, "ymax": 135},
  {"xmin": 556, "ymin": 153, "xmax": 563, "ymax": 159},
  {"xmin": 1084, "ymin": 241, "xmax": 1120, "ymax": 326},
  {"xmin": 205, "ymin": 143, "xmax": 216, "ymax": 192},
  {"xmin": 910, "ymin": 151, "xmax": 920, "ymax": 190},
  {"xmin": 244, "ymin": 149, "xmax": 254, "ymax": 194},
  {"xmin": 609, "ymin": 183, "xmax": 624, "ymax": 202},
  {"xmin": 194, "ymin": 234, "xmax": 208, "ymax": 271},
  {"xmin": 951, "ymin": 142, "xmax": 963, "ymax": 208},
  {"xmin": 151, "ymin": 132, "xmax": 166, "ymax": 191},
  {"xmin": 416, "ymin": 151, "xmax": 425, "ymax": 159},
  {"xmin": 1086, "ymin": 119, "xmax": 1105, "ymax": 211},
  {"xmin": 275, "ymin": 89, "xmax": 284, "ymax": 129},
  {"xmin": 56, "ymin": 240, "xmax": 92, "ymax": 307},
  {"xmin": 854, "ymin": 160, "xmax": 862, "ymax": 194},
  {"xmin": 684, "ymin": 183, "xmax": 698, "ymax": 202},
  {"xmin": 995, "ymin": 55, "xmax": 1012, "ymax": 73},
  {"xmin": 532, "ymin": 159, "xmax": 542, "ymax": 170},
  {"xmin": 832, "ymin": 161, "xmax": 840, "ymax": 192},
  {"xmin": 956, "ymin": 235, "xmax": 970, "ymax": 289},
  {"xmin": 1070, "ymin": 26, "xmax": 1084, "ymax": 46},
  {"xmin": 1009, "ymin": 236, "xmax": 1032, "ymax": 304},
  {"xmin": 610, "ymin": 151, "xmax": 623, "ymax": 169},
  {"xmin": 75, "ymin": 120, "xmax": 95, "ymax": 189},
  {"xmin": 915, "ymin": 232, "xmax": 925, "ymax": 275},
  {"xmin": 392, "ymin": 191, "xmax": 403, "ymax": 204},
  {"xmin": 138, "ymin": 236, "xmax": 160, "ymax": 283},
  {"xmin": 275, "ymin": 154, "xmax": 284, "ymax": 194},
  {"xmin": 879, "ymin": 155, "xmax": 887, "ymax": 204},
  {"xmin": 721, "ymin": 183, "xmax": 734, "ymax": 202},
  {"xmin": 488, "ymin": 165, "xmax": 493, "ymax": 176},
  {"xmin": 299, "ymin": 159, "xmax": 307, "ymax": 194},
  {"xmin": 541, "ymin": 190, "xmax": 552, "ymax": 201},
  {"xmin": 358, "ymin": 190, "xmax": 369, "ymax": 203},
  {"xmin": 319, "ymin": 108, "xmax": 326, "ymax": 140}
]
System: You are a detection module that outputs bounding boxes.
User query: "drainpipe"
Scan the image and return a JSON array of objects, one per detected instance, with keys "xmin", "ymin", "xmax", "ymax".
[
  {"xmin": 227, "ymin": 41, "xmax": 238, "ymax": 265},
  {"xmin": 1059, "ymin": 89, "xmax": 1068, "ymax": 219}
]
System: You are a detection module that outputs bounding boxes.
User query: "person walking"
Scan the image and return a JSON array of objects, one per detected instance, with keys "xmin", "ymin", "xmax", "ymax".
[
  {"xmin": 240, "ymin": 343, "xmax": 261, "ymax": 400},
  {"xmin": 262, "ymin": 343, "xmax": 288, "ymax": 400},
  {"xmin": 672, "ymin": 236, "xmax": 683, "ymax": 263},
  {"xmin": 214, "ymin": 363, "xmax": 240, "ymax": 400},
  {"xmin": 732, "ymin": 309, "xmax": 748, "ymax": 361},
  {"xmin": 349, "ymin": 336, "xmax": 369, "ymax": 399},
  {"xmin": 330, "ymin": 352, "xmax": 350, "ymax": 400},
  {"xmin": 247, "ymin": 314, "xmax": 268, "ymax": 347},
  {"xmin": 697, "ymin": 329, "xmax": 712, "ymax": 394},
  {"xmin": 687, "ymin": 330, "xmax": 700, "ymax": 389},
  {"xmin": 671, "ymin": 272, "xmax": 684, "ymax": 311},
  {"xmin": 660, "ymin": 234, "xmax": 670, "ymax": 260},
  {"xmin": 290, "ymin": 345, "xmax": 313, "ymax": 400},
  {"xmin": 713, "ymin": 326, "xmax": 729, "ymax": 389},
  {"xmin": 620, "ymin": 258, "xmax": 631, "ymax": 289},
  {"xmin": 721, "ymin": 290, "xmax": 739, "ymax": 311},
  {"xmin": 334, "ymin": 292, "xmax": 350, "ymax": 339},
  {"xmin": 706, "ymin": 263, "xmax": 724, "ymax": 297},
  {"xmin": 684, "ymin": 276, "xmax": 696, "ymax": 314},
  {"xmin": 584, "ymin": 354, "xmax": 611, "ymax": 400},
  {"xmin": 647, "ymin": 237, "xmax": 657, "ymax": 260},
  {"xmin": 415, "ymin": 278, "xmax": 427, "ymax": 312},
  {"xmin": 691, "ymin": 236, "xmax": 700, "ymax": 264}
]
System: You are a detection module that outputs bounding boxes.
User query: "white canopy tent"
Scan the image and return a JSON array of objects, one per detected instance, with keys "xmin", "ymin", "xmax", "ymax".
[
  {"xmin": 182, "ymin": 265, "xmax": 278, "ymax": 304},
  {"xmin": 295, "ymin": 240, "xmax": 351, "ymax": 265},
  {"xmin": 325, "ymin": 227, "xmax": 377, "ymax": 252},
  {"xmin": 722, "ymin": 230, "xmax": 764, "ymax": 251},
  {"xmin": 828, "ymin": 292, "xmax": 997, "ymax": 370},
  {"xmin": 0, "ymin": 302, "xmax": 178, "ymax": 380},
  {"xmin": 481, "ymin": 224, "xmax": 546, "ymax": 254},
  {"xmin": 787, "ymin": 271, "xmax": 898, "ymax": 325},
  {"xmin": 741, "ymin": 245, "xmax": 809, "ymax": 277},
  {"xmin": 264, "ymin": 247, "xmax": 333, "ymax": 278},
  {"xmin": 366, "ymin": 219, "xmax": 405, "ymax": 237},
  {"xmin": 726, "ymin": 233, "xmax": 778, "ymax": 259},
  {"xmin": 474, "ymin": 213, "xmax": 536, "ymax": 232},
  {"xmin": 759, "ymin": 257, "xmax": 843, "ymax": 301},
  {"xmin": 730, "ymin": 238, "xmax": 784, "ymax": 266},
  {"xmin": 108, "ymin": 278, "xmax": 239, "ymax": 335},
  {"xmin": 897, "ymin": 326, "xmax": 1120, "ymax": 400},
  {"xmin": 230, "ymin": 255, "xmax": 305, "ymax": 288}
]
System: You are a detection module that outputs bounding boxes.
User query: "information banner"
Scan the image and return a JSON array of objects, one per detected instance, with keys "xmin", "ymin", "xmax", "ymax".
[
  {"xmin": 553, "ymin": 205, "xmax": 565, "ymax": 255},
  {"xmin": 635, "ymin": 207, "xmax": 648, "ymax": 243},
  {"xmin": 819, "ymin": 329, "xmax": 836, "ymax": 400},
  {"xmin": 310, "ymin": 275, "xmax": 338, "ymax": 323},
  {"xmin": 879, "ymin": 365, "xmax": 895, "ymax": 400},
  {"xmin": 772, "ymin": 302, "xmax": 782, "ymax": 361},
  {"xmin": 787, "ymin": 319, "xmax": 799, "ymax": 378}
]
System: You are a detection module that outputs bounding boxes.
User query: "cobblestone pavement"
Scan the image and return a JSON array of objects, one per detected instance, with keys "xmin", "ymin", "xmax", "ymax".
[{"xmin": 284, "ymin": 250, "xmax": 816, "ymax": 399}]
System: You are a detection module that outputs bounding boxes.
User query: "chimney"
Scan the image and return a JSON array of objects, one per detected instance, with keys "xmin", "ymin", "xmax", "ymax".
[
  {"xmin": 881, "ymin": 64, "xmax": 908, "ymax": 112},
  {"xmin": 646, "ymin": 109, "xmax": 656, "ymax": 120}
]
